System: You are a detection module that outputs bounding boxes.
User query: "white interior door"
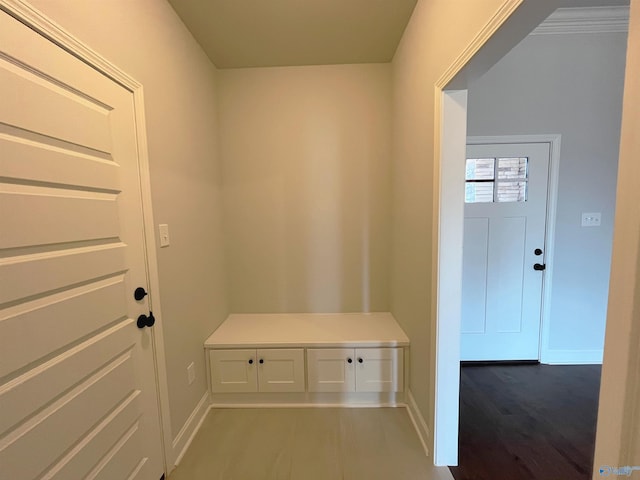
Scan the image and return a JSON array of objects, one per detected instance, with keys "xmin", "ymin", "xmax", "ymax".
[
  {"xmin": 0, "ymin": 12, "xmax": 164, "ymax": 479},
  {"xmin": 461, "ymin": 142, "xmax": 550, "ymax": 361}
]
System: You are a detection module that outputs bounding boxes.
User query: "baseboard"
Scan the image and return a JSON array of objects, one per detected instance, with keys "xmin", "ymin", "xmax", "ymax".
[
  {"xmin": 541, "ymin": 349, "xmax": 603, "ymax": 365},
  {"xmin": 211, "ymin": 402, "xmax": 403, "ymax": 408},
  {"xmin": 405, "ymin": 389, "xmax": 431, "ymax": 457},
  {"xmin": 172, "ymin": 391, "xmax": 211, "ymax": 466},
  {"xmin": 210, "ymin": 391, "xmax": 402, "ymax": 406}
]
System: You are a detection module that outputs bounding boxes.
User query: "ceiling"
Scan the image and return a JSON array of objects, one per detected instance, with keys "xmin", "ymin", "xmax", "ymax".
[
  {"xmin": 167, "ymin": 0, "xmax": 418, "ymax": 69},
  {"xmin": 168, "ymin": 0, "xmax": 629, "ymax": 70}
]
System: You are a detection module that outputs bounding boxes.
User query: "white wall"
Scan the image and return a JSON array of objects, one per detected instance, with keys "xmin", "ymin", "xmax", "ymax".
[
  {"xmin": 28, "ymin": 0, "xmax": 229, "ymax": 444},
  {"xmin": 467, "ymin": 31, "xmax": 627, "ymax": 363},
  {"xmin": 218, "ymin": 64, "xmax": 391, "ymax": 313}
]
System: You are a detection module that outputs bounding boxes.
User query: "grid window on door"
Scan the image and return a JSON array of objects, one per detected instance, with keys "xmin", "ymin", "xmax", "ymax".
[{"xmin": 465, "ymin": 157, "xmax": 529, "ymax": 203}]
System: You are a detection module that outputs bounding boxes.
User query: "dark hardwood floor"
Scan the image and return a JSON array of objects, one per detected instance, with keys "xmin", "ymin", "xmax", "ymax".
[{"xmin": 449, "ymin": 364, "xmax": 602, "ymax": 480}]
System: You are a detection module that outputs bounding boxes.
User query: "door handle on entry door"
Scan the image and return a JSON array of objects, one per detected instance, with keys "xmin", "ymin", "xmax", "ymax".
[
  {"xmin": 533, "ymin": 263, "xmax": 546, "ymax": 271},
  {"xmin": 137, "ymin": 311, "xmax": 155, "ymax": 328}
]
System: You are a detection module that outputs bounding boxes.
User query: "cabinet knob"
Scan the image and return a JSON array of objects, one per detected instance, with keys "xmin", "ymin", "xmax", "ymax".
[
  {"xmin": 347, "ymin": 358, "xmax": 353, "ymax": 363},
  {"xmin": 358, "ymin": 358, "xmax": 363, "ymax": 363},
  {"xmin": 259, "ymin": 359, "xmax": 264, "ymax": 364},
  {"xmin": 248, "ymin": 359, "xmax": 254, "ymax": 365}
]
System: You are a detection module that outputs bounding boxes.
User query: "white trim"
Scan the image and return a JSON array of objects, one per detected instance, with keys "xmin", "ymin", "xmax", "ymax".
[
  {"xmin": 211, "ymin": 402, "xmax": 404, "ymax": 408},
  {"xmin": 467, "ymin": 134, "xmax": 562, "ymax": 366},
  {"xmin": 209, "ymin": 391, "xmax": 404, "ymax": 406},
  {"xmin": 531, "ymin": 6, "xmax": 629, "ymax": 35},
  {"xmin": 435, "ymin": 0, "xmax": 523, "ymax": 88},
  {"xmin": 405, "ymin": 390, "xmax": 431, "ymax": 458},
  {"xmin": 172, "ymin": 392, "xmax": 211, "ymax": 467},
  {"xmin": 0, "ymin": 0, "xmax": 175, "ymax": 471},
  {"xmin": 432, "ymin": 90, "xmax": 468, "ymax": 466},
  {"xmin": 543, "ymin": 349, "xmax": 603, "ymax": 365}
]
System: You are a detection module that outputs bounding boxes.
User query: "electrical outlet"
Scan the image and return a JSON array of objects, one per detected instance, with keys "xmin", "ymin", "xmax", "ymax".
[
  {"xmin": 581, "ymin": 212, "xmax": 601, "ymax": 227},
  {"xmin": 187, "ymin": 362, "xmax": 195, "ymax": 385}
]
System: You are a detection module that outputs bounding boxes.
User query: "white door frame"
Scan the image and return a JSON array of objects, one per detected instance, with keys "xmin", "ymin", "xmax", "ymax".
[
  {"xmin": 1, "ymin": 0, "xmax": 175, "ymax": 471},
  {"xmin": 434, "ymin": 88, "xmax": 562, "ymax": 465},
  {"xmin": 466, "ymin": 134, "xmax": 562, "ymax": 364}
]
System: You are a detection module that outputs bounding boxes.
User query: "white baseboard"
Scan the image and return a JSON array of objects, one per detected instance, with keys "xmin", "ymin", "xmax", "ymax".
[
  {"xmin": 405, "ymin": 389, "xmax": 431, "ymax": 457},
  {"xmin": 541, "ymin": 349, "xmax": 603, "ymax": 365},
  {"xmin": 172, "ymin": 391, "xmax": 211, "ymax": 467}
]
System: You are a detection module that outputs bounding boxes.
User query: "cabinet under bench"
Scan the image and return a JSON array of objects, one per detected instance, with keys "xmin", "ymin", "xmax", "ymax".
[{"xmin": 204, "ymin": 313, "xmax": 410, "ymax": 406}]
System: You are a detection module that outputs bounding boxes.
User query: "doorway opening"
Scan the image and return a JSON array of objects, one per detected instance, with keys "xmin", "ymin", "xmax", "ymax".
[{"xmin": 434, "ymin": 4, "xmax": 629, "ymax": 476}]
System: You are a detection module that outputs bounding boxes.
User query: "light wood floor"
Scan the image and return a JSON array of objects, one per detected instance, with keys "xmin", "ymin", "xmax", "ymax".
[{"xmin": 168, "ymin": 407, "xmax": 453, "ymax": 480}]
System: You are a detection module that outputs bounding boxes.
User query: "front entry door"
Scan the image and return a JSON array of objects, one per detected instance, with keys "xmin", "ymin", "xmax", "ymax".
[
  {"xmin": 461, "ymin": 142, "xmax": 550, "ymax": 361},
  {"xmin": 0, "ymin": 11, "xmax": 164, "ymax": 479}
]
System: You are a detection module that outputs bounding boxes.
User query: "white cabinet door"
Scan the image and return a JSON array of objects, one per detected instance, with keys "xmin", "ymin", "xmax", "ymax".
[
  {"xmin": 257, "ymin": 349, "xmax": 305, "ymax": 392},
  {"xmin": 308, "ymin": 348, "xmax": 404, "ymax": 393},
  {"xmin": 210, "ymin": 349, "xmax": 257, "ymax": 392},
  {"xmin": 355, "ymin": 348, "xmax": 403, "ymax": 393},
  {"xmin": 307, "ymin": 348, "xmax": 355, "ymax": 393}
]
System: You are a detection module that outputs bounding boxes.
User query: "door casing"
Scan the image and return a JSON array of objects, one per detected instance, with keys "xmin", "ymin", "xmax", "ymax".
[{"xmin": 466, "ymin": 134, "xmax": 562, "ymax": 363}]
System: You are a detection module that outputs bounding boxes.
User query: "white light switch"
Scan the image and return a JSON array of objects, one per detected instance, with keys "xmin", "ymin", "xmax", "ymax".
[
  {"xmin": 187, "ymin": 362, "xmax": 195, "ymax": 385},
  {"xmin": 159, "ymin": 224, "xmax": 170, "ymax": 247},
  {"xmin": 581, "ymin": 212, "xmax": 601, "ymax": 227}
]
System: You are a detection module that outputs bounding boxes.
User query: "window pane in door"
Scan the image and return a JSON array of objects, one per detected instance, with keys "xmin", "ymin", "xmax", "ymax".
[
  {"xmin": 466, "ymin": 158, "xmax": 495, "ymax": 180},
  {"xmin": 496, "ymin": 181, "xmax": 527, "ymax": 202},
  {"xmin": 465, "ymin": 183, "xmax": 494, "ymax": 203},
  {"xmin": 497, "ymin": 157, "xmax": 528, "ymax": 179}
]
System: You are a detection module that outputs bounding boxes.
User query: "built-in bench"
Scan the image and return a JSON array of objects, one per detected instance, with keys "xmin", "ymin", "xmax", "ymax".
[{"xmin": 204, "ymin": 312, "xmax": 409, "ymax": 406}]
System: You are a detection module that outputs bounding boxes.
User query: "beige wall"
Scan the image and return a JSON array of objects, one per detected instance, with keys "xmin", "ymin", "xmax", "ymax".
[
  {"xmin": 28, "ymin": 0, "xmax": 229, "ymax": 440},
  {"xmin": 218, "ymin": 64, "xmax": 391, "ymax": 313},
  {"xmin": 390, "ymin": 0, "xmax": 519, "ymax": 450}
]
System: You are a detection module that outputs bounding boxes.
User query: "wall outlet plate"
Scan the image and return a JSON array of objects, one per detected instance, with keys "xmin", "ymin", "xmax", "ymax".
[{"xmin": 581, "ymin": 212, "xmax": 601, "ymax": 227}]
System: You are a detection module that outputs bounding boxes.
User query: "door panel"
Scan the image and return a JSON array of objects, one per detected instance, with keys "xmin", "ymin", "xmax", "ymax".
[
  {"xmin": 0, "ymin": 322, "xmax": 131, "ymax": 435},
  {"xmin": 0, "ymin": 277, "xmax": 126, "ymax": 377},
  {"xmin": 0, "ymin": 11, "xmax": 163, "ymax": 480},
  {"xmin": 461, "ymin": 218, "xmax": 489, "ymax": 334},
  {"xmin": 45, "ymin": 392, "xmax": 141, "ymax": 480},
  {"xmin": 489, "ymin": 215, "xmax": 526, "ymax": 333},
  {"xmin": 461, "ymin": 142, "xmax": 550, "ymax": 361},
  {"xmin": 1, "ymin": 186, "xmax": 119, "ymax": 249},
  {"xmin": 0, "ymin": 352, "xmax": 135, "ymax": 480},
  {"xmin": 0, "ymin": 126, "xmax": 119, "ymax": 191},
  {"xmin": 0, "ymin": 52, "xmax": 112, "ymax": 152}
]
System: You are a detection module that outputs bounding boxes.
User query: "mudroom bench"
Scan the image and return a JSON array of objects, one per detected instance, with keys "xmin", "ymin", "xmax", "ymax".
[{"xmin": 204, "ymin": 313, "xmax": 410, "ymax": 406}]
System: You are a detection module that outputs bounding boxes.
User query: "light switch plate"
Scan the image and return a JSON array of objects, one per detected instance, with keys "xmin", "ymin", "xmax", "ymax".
[
  {"xmin": 187, "ymin": 362, "xmax": 195, "ymax": 385},
  {"xmin": 159, "ymin": 224, "xmax": 170, "ymax": 247},
  {"xmin": 581, "ymin": 212, "xmax": 601, "ymax": 227}
]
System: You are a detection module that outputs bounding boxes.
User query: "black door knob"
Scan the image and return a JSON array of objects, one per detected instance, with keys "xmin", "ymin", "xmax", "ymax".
[
  {"xmin": 533, "ymin": 263, "xmax": 546, "ymax": 271},
  {"xmin": 134, "ymin": 287, "xmax": 148, "ymax": 301},
  {"xmin": 358, "ymin": 358, "xmax": 363, "ymax": 363},
  {"xmin": 347, "ymin": 358, "xmax": 353, "ymax": 364},
  {"xmin": 136, "ymin": 311, "xmax": 155, "ymax": 328},
  {"xmin": 534, "ymin": 248, "xmax": 543, "ymax": 256},
  {"xmin": 259, "ymin": 359, "xmax": 264, "ymax": 364},
  {"xmin": 248, "ymin": 359, "xmax": 254, "ymax": 365}
]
